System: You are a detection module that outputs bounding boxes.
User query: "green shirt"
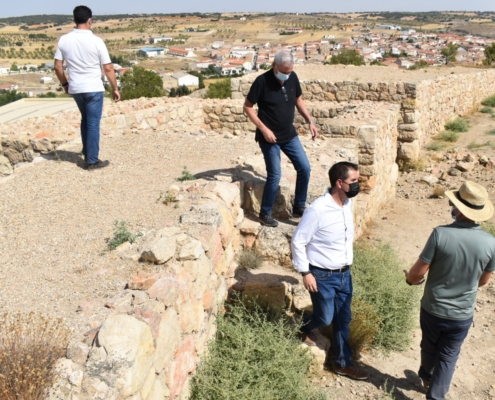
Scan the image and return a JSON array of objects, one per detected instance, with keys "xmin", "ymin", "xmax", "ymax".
[{"xmin": 420, "ymin": 220, "xmax": 495, "ymax": 320}]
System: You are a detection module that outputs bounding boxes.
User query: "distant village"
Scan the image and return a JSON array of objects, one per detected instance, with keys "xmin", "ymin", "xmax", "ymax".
[{"xmin": 1, "ymin": 25, "xmax": 494, "ymax": 95}]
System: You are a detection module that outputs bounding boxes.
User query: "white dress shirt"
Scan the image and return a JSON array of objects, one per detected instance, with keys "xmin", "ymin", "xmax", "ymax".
[{"xmin": 291, "ymin": 190, "xmax": 354, "ymax": 273}]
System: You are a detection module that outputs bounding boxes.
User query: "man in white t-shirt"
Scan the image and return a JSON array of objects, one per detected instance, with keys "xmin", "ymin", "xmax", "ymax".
[{"xmin": 54, "ymin": 5, "xmax": 120, "ymax": 170}]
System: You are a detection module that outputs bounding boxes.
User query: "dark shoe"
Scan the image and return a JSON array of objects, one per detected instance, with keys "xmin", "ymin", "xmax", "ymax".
[
  {"xmin": 334, "ymin": 366, "xmax": 368, "ymax": 380},
  {"xmin": 292, "ymin": 206, "xmax": 306, "ymax": 218},
  {"xmin": 86, "ymin": 160, "xmax": 110, "ymax": 171},
  {"xmin": 421, "ymin": 378, "xmax": 430, "ymax": 393},
  {"xmin": 297, "ymin": 331, "xmax": 317, "ymax": 346},
  {"xmin": 259, "ymin": 213, "xmax": 279, "ymax": 227}
]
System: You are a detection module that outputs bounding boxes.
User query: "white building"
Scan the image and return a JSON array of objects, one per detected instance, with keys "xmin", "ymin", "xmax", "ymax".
[
  {"xmin": 40, "ymin": 76, "xmax": 53, "ymax": 84},
  {"xmin": 138, "ymin": 47, "xmax": 166, "ymax": 57},
  {"xmin": 150, "ymin": 36, "xmax": 173, "ymax": 44},
  {"xmin": 171, "ymin": 72, "xmax": 199, "ymax": 87}
]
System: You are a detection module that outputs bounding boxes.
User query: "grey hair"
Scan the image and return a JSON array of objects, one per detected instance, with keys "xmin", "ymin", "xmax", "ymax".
[{"xmin": 273, "ymin": 50, "xmax": 294, "ymax": 67}]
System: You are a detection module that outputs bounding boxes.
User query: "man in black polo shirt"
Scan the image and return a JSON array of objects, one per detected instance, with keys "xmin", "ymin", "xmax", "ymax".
[{"xmin": 243, "ymin": 50, "xmax": 318, "ymax": 227}]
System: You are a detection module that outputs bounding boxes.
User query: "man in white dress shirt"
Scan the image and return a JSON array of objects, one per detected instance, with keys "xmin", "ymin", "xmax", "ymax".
[{"xmin": 291, "ymin": 161, "xmax": 368, "ymax": 380}]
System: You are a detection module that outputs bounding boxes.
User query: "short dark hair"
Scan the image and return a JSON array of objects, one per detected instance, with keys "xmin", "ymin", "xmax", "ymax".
[
  {"xmin": 329, "ymin": 161, "xmax": 359, "ymax": 187},
  {"xmin": 73, "ymin": 5, "xmax": 92, "ymax": 25}
]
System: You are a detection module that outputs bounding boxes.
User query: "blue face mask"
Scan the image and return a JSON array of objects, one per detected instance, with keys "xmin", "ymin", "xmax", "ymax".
[
  {"xmin": 451, "ymin": 206, "xmax": 457, "ymax": 221},
  {"xmin": 275, "ymin": 70, "xmax": 290, "ymax": 81}
]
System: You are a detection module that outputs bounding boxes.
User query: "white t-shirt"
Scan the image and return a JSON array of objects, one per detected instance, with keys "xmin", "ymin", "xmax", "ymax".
[{"xmin": 54, "ymin": 29, "xmax": 111, "ymax": 94}]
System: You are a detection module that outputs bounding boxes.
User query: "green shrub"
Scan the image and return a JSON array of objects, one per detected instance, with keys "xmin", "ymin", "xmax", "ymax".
[
  {"xmin": 190, "ymin": 301, "xmax": 327, "ymax": 400},
  {"xmin": 426, "ymin": 141, "xmax": 446, "ymax": 151},
  {"xmin": 482, "ymin": 221, "xmax": 495, "ymax": 237},
  {"xmin": 0, "ymin": 312, "xmax": 70, "ymax": 400},
  {"xmin": 237, "ymin": 249, "xmax": 264, "ymax": 270},
  {"xmin": 107, "ymin": 220, "xmax": 142, "ymax": 250},
  {"xmin": 467, "ymin": 141, "xmax": 489, "ymax": 150},
  {"xmin": 437, "ymin": 130, "xmax": 460, "ymax": 142},
  {"xmin": 480, "ymin": 106, "xmax": 494, "ymax": 114},
  {"xmin": 204, "ymin": 78, "xmax": 231, "ymax": 99},
  {"xmin": 481, "ymin": 95, "xmax": 495, "ymax": 107},
  {"xmin": 487, "ymin": 128, "xmax": 495, "ymax": 136},
  {"xmin": 175, "ymin": 166, "xmax": 196, "ymax": 181},
  {"xmin": 444, "ymin": 118, "xmax": 469, "ymax": 133},
  {"xmin": 352, "ymin": 243, "xmax": 420, "ymax": 351}
]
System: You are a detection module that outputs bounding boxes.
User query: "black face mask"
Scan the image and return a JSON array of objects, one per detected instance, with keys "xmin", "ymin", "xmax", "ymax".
[{"xmin": 344, "ymin": 182, "xmax": 360, "ymax": 198}]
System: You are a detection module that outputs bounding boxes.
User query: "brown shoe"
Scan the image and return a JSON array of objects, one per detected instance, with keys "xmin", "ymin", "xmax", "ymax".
[
  {"xmin": 334, "ymin": 366, "xmax": 368, "ymax": 380},
  {"xmin": 297, "ymin": 331, "xmax": 317, "ymax": 346}
]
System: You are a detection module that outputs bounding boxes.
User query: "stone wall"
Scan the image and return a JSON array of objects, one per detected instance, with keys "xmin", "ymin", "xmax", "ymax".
[
  {"xmin": 232, "ymin": 69, "xmax": 495, "ymax": 161},
  {"xmin": 48, "ymin": 180, "xmax": 243, "ymax": 400}
]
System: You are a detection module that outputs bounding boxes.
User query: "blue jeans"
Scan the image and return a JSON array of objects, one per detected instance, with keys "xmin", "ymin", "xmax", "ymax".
[
  {"xmin": 72, "ymin": 92, "xmax": 104, "ymax": 164},
  {"xmin": 418, "ymin": 308, "xmax": 473, "ymax": 400},
  {"xmin": 302, "ymin": 267, "xmax": 353, "ymax": 369},
  {"xmin": 258, "ymin": 136, "xmax": 311, "ymax": 216}
]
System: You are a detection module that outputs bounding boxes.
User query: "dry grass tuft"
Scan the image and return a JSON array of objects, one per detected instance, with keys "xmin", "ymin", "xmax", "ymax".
[
  {"xmin": 431, "ymin": 185, "xmax": 446, "ymax": 198},
  {"xmin": 0, "ymin": 312, "xmax": 71, "ymax": 400},
  {"xmin": 237, "ymin": 249, "xmax": 264, "ymax": 270},
  {"xmin": 398, "ymin": 158, "xmax": 428, "ymax": 172}
]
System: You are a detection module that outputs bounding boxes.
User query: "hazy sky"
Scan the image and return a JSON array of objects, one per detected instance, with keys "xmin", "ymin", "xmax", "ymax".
[{"xmin": 1, "ymin": 0, "xmax": 494, "ymax": 18}]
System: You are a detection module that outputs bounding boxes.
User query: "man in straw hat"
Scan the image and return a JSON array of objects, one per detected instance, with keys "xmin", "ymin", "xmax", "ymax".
[{"xmin": 404, "ymin": 180, "xmax": 495, "ymax": 400}]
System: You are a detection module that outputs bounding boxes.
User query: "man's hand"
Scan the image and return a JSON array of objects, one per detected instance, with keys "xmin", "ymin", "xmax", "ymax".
[
  {"xmin": 309, "ymin": 123, "xmax": 319, "ymax": 141},
  {"xmin": 112, "ymin": 90, "xmax": 120, "ymax": 102},
  {"xmin": 403, "ymin": 269, "xmax": 425, "ymax": 285},
  {"xmin": 262, "ymin": 129, "xmax": 277, "ymax": 144},
  {"xmin": 303, "ymin": 273, "xmax": 318, "ymax": 292},
  {"xmin": 63, "ymin": 84, "xmax": 69, "ymax": 94}
]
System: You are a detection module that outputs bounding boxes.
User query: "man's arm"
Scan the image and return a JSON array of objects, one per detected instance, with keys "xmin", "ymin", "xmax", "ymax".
[
  {"xmin": 291, "ymin": 207, "xmax": 320, "ymax": 293},
  {"xmin": 243, "ymin": 99, "xmax": 276, "ymax": 143},
  {"xmin": 479, "ymin": 271, "xmax": 492, "ymax": 287},
  {"xmin": 295, "ymin": 96, "xmax": 318, "ymax": 141},
  {"xmin": 54, "ymin": 59, "xmax": 69, "ymax": 94},
  {"xmin": 102, "ymin": 63, "xmax": 120, "ymax": 102},
  {"xmin": 404, "ymin": 258, "xmax": 430, "ymax": 285}
]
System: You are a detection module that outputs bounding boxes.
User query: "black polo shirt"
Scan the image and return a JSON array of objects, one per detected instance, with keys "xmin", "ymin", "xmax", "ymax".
[{"xmin": 246, "ymin": 69, "xmax": 302, "ymax": 144}]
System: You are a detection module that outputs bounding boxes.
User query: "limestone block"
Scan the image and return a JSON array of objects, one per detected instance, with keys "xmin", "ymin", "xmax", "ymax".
[
  {"xmin": 147, "ymin": 276, "xmax": 181, "ymax": 307},
  {"xmin": 166, "ymin": 336, "xmax": 197, "ymax": 399},
  {"xmin": 291, "ymin": 284, "xmax": 312, "ymax": 312},
  {"xmin": 178, "ymin": 299, "xmax": 204, "ymax": 333},
  {"xmin": 403, "ymin": 110, "xmax": 420, "ymax": 123},
  {"xmin": 3, "ymin": 148, "xmax": 22, "ymax": 164},
  {"xmin": 128, "ymin": 271, "xmax": 161, "ymax": 291},
  {"xmin": 0, "ymin": 155, "xmax": 13, "ymax": 177},
  {"xmin": 31, "ymin": 137, "xmax": 52, "ymax": 153},
  {"xmin": 146, "ymin": 379, "xmax": 170, "ymax": 400},
  {"xmin": 308, "ymin": 345, "xmax": 328, "ymax": 370},
  {"xmin": 87, "ymin": 315, "xmax": 155, "ymax": 398},
  {"xmin": 253, "ymin": 225, "xmax": 294, "ymax": 268},
  {"xmin": 242, "ymin": 275, "xmax": 290, "ymax": 309},
  {"xmin": 357, "ymin": 125, "xmax": 377, "ymax": 151},
  {"xmin": 398, "ymin": 128, "xmax": 420, "ymax": 142},
  {"xmin": 398, "ymin": 141, "xmax": 420, "ymax": 162},
  {"xmin": 139, "ymin": 228, "xmax": 180, "ymax": 264},
  {"xmin": 22, "ymin": 149, "xmax": 34, "ymax": 162},
  {"xmin": 178, "ymin": 239, "xmax": 204, "ymax": 261},
  {"xmin": 153, "ymin": 309, "xmax": 181, "ymax": 372},
  {"xmin": 139, "ymin": 367, "xmax": 156, "ymax": 400},
  {"xmin": 67, "ymin": 342, "xmax": 91, "ymax": 365},
  {"xmin": 455, "ymin": 161, "xmax": 475, "ymax": 172}
]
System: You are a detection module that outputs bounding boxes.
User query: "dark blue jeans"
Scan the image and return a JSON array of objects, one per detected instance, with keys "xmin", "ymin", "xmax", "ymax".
[
  {"xmin": 72, "ymin": 92, "xmax": 104, "ymax": 164},
  {"xmin": 418, "ymin": 308, "xmax": 473, "ymax": 400},
  {"xmin": 302, "ymin": 267, "xmax": 353, "ymax": 369},
  {"xmin": 258, "ymin": 136, "xmax": 311, "ymax": 216}
]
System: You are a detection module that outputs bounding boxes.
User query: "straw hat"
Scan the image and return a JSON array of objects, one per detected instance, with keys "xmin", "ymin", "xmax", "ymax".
[{"xmin": 445, "ymin": 181, "xmax": 494, "ymax": 222}]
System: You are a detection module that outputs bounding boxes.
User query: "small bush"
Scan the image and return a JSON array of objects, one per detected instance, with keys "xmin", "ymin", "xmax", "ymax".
[
  {"xmin": 176, "ymin": 166, "xmax": 196, "ymax": 182},
  {"xmin": 204, "ymin": 78, "xmax": 232, "ymax": 99},
  {"xmin": 437, "ymin": 130, "xmax": 460, "ymax": 142},
  {"xmin": 158, "ymin": 192, "xmax": 177, "ymax": 205},
  {"xmin": 482, "ymin": 221, "xmax": 495, "ymax": 237},
  {"xmin": 481, "ymin": 94, "xmax": 495, "ymax": 107},
  {"xmin": 107, "ymin": 220, "xmax": 142, "ymax": 250},
  {"xmin": 0, "ymin": 312, "xmax": 70, "ymax": 400},
  {"xmin": 237, "ymin": 249, "xmax": 264, "ymax": 270},
  {"xmin": 487, "ymin": 128, "xmax": 495, "ymax": 136},
  {"xmin": 467, "ymin": 141, "xmax": 489, "ymax": 150},
  {"xmin": 190, "ymin": 301, "xmax": 327, "ymax": 400},
  {"xmin": 444, "ymin": 118, "xmax": 469, "ymax": 133},
  {"xmin": 430, "ymin": 185, "xmax": 446, "ymax": 198},
  {"xmin": 398, "ymin": 158, "xmax": 428, "ymax": 172},
  {"xmin": 426, "ymin": 141, "xmax": 446, "ymax": 151},
  {"xmin": 480, "ymin": 106, "xmax": 494, "ymax": 114},
  {"xmin": 352, "ymin": 243, "xmax": 420, "ymax": 351}
]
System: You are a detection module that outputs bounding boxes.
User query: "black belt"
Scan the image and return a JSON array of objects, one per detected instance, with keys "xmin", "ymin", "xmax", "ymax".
[{"xmin": 309, "ymin": 264, "xmax": 350, "ymax": 273}]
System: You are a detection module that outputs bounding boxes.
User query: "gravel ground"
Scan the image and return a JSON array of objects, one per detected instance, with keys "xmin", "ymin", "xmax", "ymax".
[{"xmin": 0, "ymin": 130, "xmax": 258, "ymax": 334}]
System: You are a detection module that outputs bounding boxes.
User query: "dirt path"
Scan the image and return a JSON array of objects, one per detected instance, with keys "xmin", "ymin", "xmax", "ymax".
[{"xmin": 316, "ymin": 111, "xmax": 495, "ymax": 399}]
